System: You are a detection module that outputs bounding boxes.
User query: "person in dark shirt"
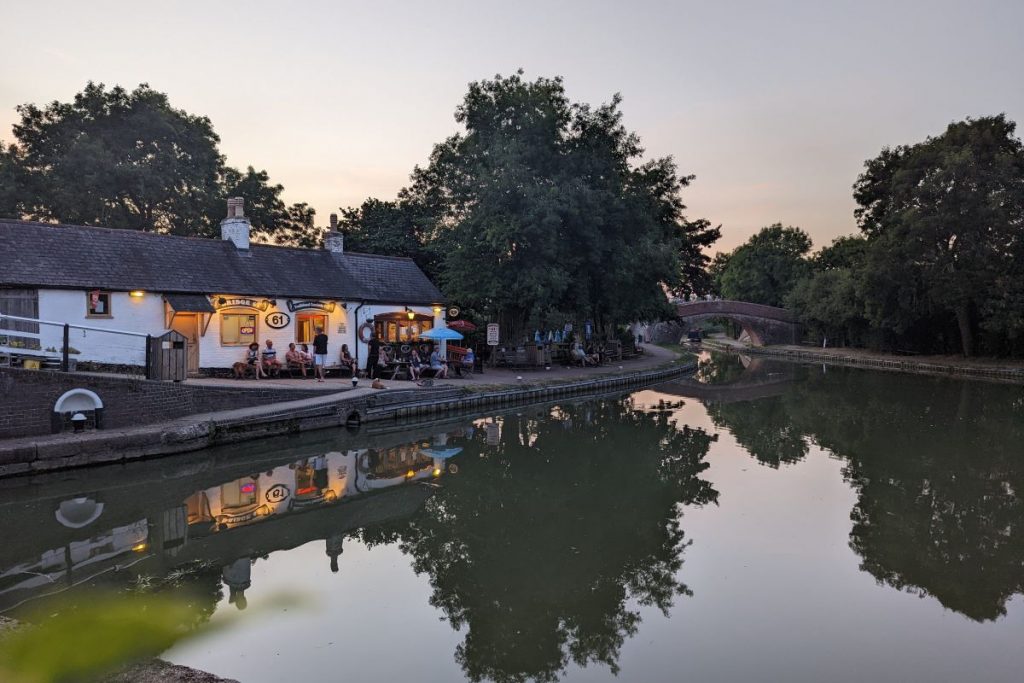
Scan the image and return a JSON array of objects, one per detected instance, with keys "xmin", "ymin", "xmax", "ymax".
[
  {"xmin": 366, "ymin": 334, "xmax": 381, "ymax": 379},
  {"xmin": 313, "ymin": 327, "xmax": 329, "ymax": 382}
]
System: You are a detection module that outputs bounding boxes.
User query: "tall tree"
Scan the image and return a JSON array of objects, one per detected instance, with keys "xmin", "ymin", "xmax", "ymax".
[
  {"xmin": 8, "ymin": 82, "xmax": 321, "ymax": 243},
  {"xmin": 14, "ymin": 82, "xmax": 222, "ymax": 233},
  {"xmin": 853, "ymin": 115, "xmax": 1024, "ymax": 356},
  {"xmin": 338, "ymin": 197, "xmax": 436, "ymax": 275},
  {"xmin": 715, "ymin": 224, "xmax": 812, "ymax": 307},
  {"xmin": 397, "ymin": 72, "xmax": 717, "ymax": 336},
  {"xmin": 0, "ymin": 142, "xmax": 25, "ymax": 217}
]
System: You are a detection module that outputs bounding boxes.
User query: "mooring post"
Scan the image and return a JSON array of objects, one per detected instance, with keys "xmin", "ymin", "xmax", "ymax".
[{"xmin": 61, "ymin": 323, "xmax": 70, "ymax": 372}]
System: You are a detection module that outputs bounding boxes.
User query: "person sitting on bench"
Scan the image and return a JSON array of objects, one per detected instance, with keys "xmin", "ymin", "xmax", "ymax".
[
  {"xmin": 409, "ymin": 348, "xmax": 425, "ymax": 381},
  {"xmin": 429, "ymin": 348, "xmax": 449, "ymax": 379},
  {"xmin": 286, "ymin": 342, "xmax": 310, "ymax": 377},
  {"xmin": 262, "ymin": 340, "xmax": 282, "ymax": 376},
  {"xmin": 454, "ymin": 348, "xmax": 475, "ymax": 376},
  {"xmin": 246, "ymin": 342, "xmax": 266, "ymax": 378},
  {"xmin": 571, "ymin": 341, "xmax": 597, "ymax": 366}
]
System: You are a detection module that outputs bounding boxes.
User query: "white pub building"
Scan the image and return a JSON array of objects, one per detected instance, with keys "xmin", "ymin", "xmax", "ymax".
[{"xmin": 0, "ymin": 199, "xmax": 445, "ymax": 375}]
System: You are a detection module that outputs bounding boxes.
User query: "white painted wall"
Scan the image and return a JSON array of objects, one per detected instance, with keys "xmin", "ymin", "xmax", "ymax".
[
  {"xmin": 38, "ymin": 290, "xmax": 162, "ymax": 365},
  {"xmin": 33, "ymin": 290, "xmax": 445, "ymax": 371},
  {"xmin": 198, "ymin": 298, "xmax": 355, "ymax": 369}
]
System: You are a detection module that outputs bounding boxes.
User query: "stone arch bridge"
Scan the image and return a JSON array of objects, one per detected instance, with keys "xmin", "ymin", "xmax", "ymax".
[{"xmin": 676, "ymin": 300, "xmax": 800, "ymax": 346}]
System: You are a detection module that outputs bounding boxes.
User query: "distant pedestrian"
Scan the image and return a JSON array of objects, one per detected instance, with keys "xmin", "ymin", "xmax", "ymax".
[
  {"xmin": 313, "ymin": 326, "xmax": 329, "ymax": 382},
  {"xmin": 366, "ymin": 334, "xmax": 381, "ymax": 379}
]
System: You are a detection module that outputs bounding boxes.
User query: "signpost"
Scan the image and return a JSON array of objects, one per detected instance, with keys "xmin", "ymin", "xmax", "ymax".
[{"xmin": 486, "ymin": 323, "xmax": 499, "ymax": 370}]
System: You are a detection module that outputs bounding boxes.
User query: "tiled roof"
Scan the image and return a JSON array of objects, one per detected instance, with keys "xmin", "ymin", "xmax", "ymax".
[{"xmin": 0, "ymin": 219, "xmax": 444, "ymax": 305}]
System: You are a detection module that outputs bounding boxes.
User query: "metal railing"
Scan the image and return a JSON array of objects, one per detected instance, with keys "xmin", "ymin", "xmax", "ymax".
[{"xmin": 0, "ymin": 313, "xmax": 152, "ymax": 378}]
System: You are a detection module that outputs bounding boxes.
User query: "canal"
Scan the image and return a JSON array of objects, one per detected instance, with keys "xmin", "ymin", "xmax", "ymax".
[{"xmin": 1, "ymin": 351, "xmax": 1023, "ymax": 682}]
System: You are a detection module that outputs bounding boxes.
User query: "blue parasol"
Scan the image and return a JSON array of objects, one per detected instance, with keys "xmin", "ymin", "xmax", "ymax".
[{"xmin": 419, "ymin": 326, "xmax": 464, "ymax": 341}]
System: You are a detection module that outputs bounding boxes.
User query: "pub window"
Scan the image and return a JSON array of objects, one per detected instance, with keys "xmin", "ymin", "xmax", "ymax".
[
  {"xmin": 296, "ymin": 313, "xmax": 328, "ymax": 343},
  {"xmin": 86, "ymin": 290, "xmax": 112, "ymax": 318},
  {"xmin": 221, "ymin": 313, "xmax": 257, "ymax": 346},
  {"xmin": 373, "ymin": 318, "xmax": 433, "ymax": 343},
  {"xmin": 222, "ymin": 477, "xmax": 257, "ymax": 510}
]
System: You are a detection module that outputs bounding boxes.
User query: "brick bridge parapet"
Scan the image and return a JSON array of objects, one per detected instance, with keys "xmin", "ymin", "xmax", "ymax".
[{"xmin": 675, "ymin": 300, "xmax": 800, "ymax": 346}]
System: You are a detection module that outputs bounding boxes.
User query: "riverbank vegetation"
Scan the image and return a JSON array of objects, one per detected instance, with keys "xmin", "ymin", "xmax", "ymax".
[{"xmin": 713, "ymin": 115, "xmax": 1024, "ymax": 357}]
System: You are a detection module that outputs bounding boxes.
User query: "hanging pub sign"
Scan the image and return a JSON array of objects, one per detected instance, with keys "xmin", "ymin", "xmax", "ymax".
[
  {"xmin": 213, "ymin": 297, "xmax": 272, "ymax": 311},
  {"xmin": 448, "ymin": 306, "xmax": 460, "ymax": 318},
  {"xmin": 286, "ymin": 299, "xmax": 336, "ymax": 313},
  {"xmin": 265, "ymin": 311, "xmax": 291, "ymax": 329}
]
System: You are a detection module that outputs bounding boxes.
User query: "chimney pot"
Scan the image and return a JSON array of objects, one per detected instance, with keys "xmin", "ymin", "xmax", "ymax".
[{"xmin": 330, "ymin": 213, "xmax": 338, "ymax": 231}]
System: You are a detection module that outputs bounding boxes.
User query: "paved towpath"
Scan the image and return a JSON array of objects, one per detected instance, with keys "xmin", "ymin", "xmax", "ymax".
[{"xmin": 188, "ymin": 344, "xmax": 678, "ymax": 392}]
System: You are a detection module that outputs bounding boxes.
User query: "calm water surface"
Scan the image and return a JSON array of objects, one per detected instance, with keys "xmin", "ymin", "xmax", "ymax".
[{"xmin": 2, "ymin": 351, "xmax": 1023, "ymax": 682}]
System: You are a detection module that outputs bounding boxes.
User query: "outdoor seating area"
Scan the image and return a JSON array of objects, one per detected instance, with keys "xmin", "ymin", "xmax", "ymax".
[
  {"xmin": 230, "ymin": 338, "xmax": 477, "ymax": 384},
  {"xmin": 491, "ymin": 335, "xmax": 644, "ymax": 370}
]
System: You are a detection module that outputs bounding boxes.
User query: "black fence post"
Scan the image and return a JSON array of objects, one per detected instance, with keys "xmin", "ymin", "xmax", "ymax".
[
  {"xmin": 145, "ymin": 334, "xmax": 153, "ymax": 380},
  {"xmin": 61, "ymin": 324, "xmax": 70, "ymax": 372}
]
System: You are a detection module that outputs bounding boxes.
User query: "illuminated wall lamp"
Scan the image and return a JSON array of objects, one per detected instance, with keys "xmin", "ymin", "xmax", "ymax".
[{"xmin": 129, "ymin": 290, "xmax": 145, "ymax": 298}]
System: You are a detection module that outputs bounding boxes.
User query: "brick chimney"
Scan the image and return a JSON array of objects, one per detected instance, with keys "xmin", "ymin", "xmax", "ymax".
[
  {"xmin": 220, "ymin": 197, "xmax": 250, "ymax": 250},
  {"xmin": 324, "ymin": 213, "xmax": 344, "ymax": 253}
]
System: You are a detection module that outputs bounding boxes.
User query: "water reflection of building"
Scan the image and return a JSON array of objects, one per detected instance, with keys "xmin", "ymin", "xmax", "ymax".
[{"xmin": 0, "ymin": 432, "xmax": 465, "ymax": 615}]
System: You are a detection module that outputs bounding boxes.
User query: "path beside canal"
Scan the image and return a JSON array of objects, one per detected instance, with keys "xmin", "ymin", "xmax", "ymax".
[
  {"xmin": 705, "ymin": 336, "xmax": 1024, "ymax": 383},
  {"xmin": 0, "ymin": 345, "xmax": 691, "ymax": 477}
]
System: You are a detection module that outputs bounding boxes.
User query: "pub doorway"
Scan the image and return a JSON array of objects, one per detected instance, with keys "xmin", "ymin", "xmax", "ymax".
[{"xmin": 170, "ymin": 313, "xmax": 200, "ymax": 375}]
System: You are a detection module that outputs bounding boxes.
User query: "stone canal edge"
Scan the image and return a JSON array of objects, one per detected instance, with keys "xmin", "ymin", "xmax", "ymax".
[
  {"xmin": 704, "ymin": 339, "xmax": 1024, "ymax": 384},
  {"xmin": 0, "ymin": 360, "xmax": 696, "ymax": 478}
]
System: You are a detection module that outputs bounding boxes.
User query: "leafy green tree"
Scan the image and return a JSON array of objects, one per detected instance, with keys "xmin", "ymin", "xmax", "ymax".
[
  {"xmin": 785, "ymin": 236, "xmax": 871, "ymax": 346},
  {"xmin": 339, "ymin": 197, "xmax": 436, "ymax": 274},
  {"xmin": 13, "ymin": 82, "xmax": 222, "ymax": 233},
  {"xmin": 715, "ymin": 224, "xmax": 812, "ymax": 307},
  {"xmin": 853, "ymin": 114, "xmax": 1024, "ymax": 356},
  {"xmin": 8, "ymin": 82, "xmax": 321, "ymax": 244},
  {"xmin": 215, "ymin": 166, "xmax": 321, "ymax": 246},
  {"xmin": 0, "ymin": 142, "xmax": 25, "ymax": 217},
  {"xmin": 398, "ymin": 72, "xmax": 717, "ymax": 336}
]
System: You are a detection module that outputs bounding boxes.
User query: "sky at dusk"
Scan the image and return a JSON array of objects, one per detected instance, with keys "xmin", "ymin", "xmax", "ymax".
[{"xmin": 2, "ymin": 0, "xmax": 1022, "ymax": 252}]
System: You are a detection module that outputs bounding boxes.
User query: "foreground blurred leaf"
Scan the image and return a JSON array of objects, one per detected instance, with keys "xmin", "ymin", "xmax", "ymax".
[{"xmin": 0, "ymin": 592, "xmax": 209, "ymax": 683}]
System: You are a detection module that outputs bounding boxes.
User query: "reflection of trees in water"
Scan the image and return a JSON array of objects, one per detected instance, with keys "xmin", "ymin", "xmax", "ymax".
[
  {"xmin": 693, "ymin": 351, "xmax": 749, "ymax": 385},
  {"xmin": 706, "ymin": 396, "xmax": 808, "ymax": 467},
  {"xmin": 707, "ymin": 367, "xmax": 1024, "ymax": 621},
  {"xmin": 362, "ymin": 399, "xmax": 718, "ymax": 682}
]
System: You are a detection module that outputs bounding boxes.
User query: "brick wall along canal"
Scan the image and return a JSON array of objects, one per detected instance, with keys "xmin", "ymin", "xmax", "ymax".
[{"xmin": 2, "ymin": 351, "xmax": 1023, "ymax": 683}]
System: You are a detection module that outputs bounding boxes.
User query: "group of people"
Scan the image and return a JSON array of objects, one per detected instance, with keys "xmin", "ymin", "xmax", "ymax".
[
  {"xmin": 570, "ymin": 340, "xmax": 603, "ymax": 366},
  {"xmin": 366, "ymin": 335, "xmax": 473, "ymax": 382},
  {"xmin": 245, "ymin": 327, "xmax": 333, "ymax": 382},
  {"xmin": 243, "ymin": 328, "xmax": 473, "ymax": 384}
]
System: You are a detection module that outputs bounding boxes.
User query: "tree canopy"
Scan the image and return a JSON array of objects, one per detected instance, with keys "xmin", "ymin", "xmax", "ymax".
[
  {"xmin": 713, "ymin": 223, "xmax": 812, "ymax": 307},
  {"xmin": 746, "ymin": 114, "xmax": 1024, "ymax": 357},
  {"xmin": 852, "ymin": 114, "xmax": 1024, "ymax": 356},
  {"xmin": 3, "ymin": 82, "xmax": 320, "ymax": 245},
  {"xmin": 340, "ymin": 72, "xmax": 719, "ymax": 336}
]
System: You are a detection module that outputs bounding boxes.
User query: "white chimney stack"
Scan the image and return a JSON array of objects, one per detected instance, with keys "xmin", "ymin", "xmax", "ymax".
[
  {"xmin": 221, "ymin": 196, "xmax": 250, "ymax": 250},
  {"xmin": 324, "ymin": 230, "xmax": 345, "ymax": 254}
]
